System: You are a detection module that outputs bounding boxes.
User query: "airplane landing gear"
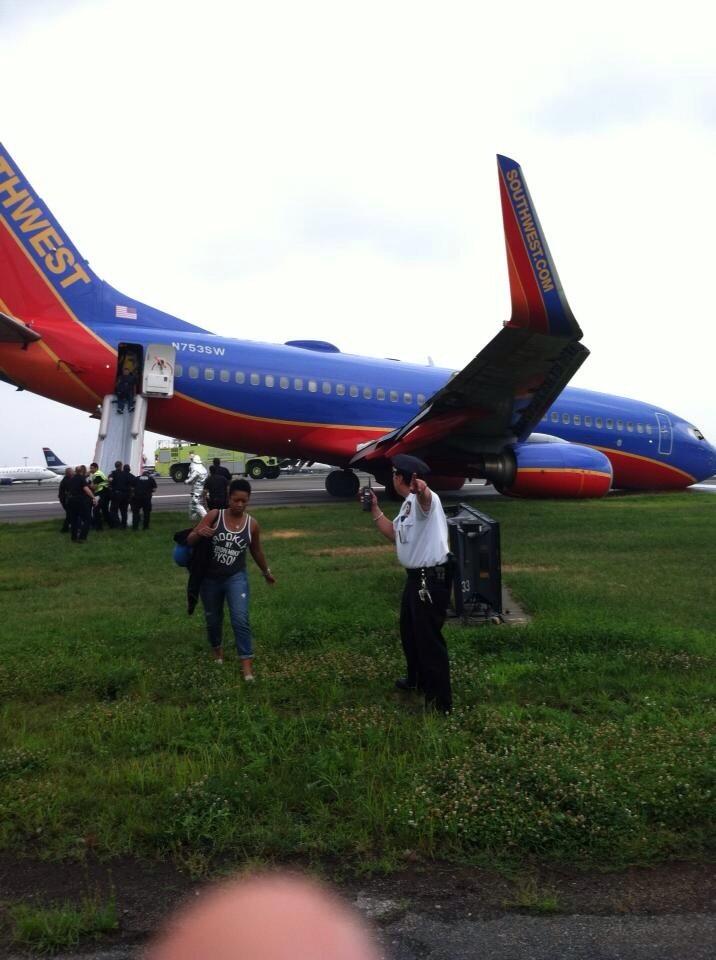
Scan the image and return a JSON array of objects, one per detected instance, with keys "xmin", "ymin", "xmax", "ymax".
[{"xmin": 325, "ymin": 469, "xmax": 360, "ymax": 498}]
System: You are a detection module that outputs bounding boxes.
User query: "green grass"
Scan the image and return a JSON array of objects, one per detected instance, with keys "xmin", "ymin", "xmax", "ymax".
[
  {"xmin": 8, "ymin": 895, "xmax": 117, "ymax": 954},
  {"xmin": 0, "ymin": 494, "xmax": 714, "ymax": 874}
]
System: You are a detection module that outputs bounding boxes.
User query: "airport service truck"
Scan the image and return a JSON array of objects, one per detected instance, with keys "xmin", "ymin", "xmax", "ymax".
[{"xmin": 154, "ymin": 442, "xmax": 283, "ymax": 482}]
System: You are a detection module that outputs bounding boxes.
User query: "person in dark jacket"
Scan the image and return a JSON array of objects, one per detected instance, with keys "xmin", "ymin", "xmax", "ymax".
[
  {"xmin": 212, "ymin": 457, "xmax": 232, "ymax": 484},
  {"xmin": 131, "ymin": 469, "xmax": 157, "ymax": 529},
  {"xmin": 109, "ymin": 462, "xmax": 135, "ymax": 528},
  {"xmin": 115, "ymin": 366, "xmax": 138, "ymax": 414},
  {"xmin": 67, "ymin": 465, "xmax": 95, "ymax": 542},
  {"xmin": 204, "ymin": 464, "xmax": 229, "ymax": 511},
  {"xmin": 58, "ymin": 466, "xmax": 74, "ymax": 532}
]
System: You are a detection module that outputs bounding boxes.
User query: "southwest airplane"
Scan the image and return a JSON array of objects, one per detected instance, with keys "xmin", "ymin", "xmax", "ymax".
[{"xmin": 0, "ymin": 143, "xmax": 714, "ymax": 499}]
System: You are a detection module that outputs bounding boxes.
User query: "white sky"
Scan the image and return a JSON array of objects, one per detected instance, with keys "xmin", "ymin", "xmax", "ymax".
[{"xmin": 1, "ymin": 0, "xmax": 715, "ymax": 466}]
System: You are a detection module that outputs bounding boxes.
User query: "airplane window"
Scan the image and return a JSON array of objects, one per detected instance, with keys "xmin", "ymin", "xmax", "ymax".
[
  {"xmin": 637, "ymin": 423, "xmax": 644, "ymax": 433},
  {"xmin": 363, "ymin": 387, "xmax": 372, "ymax": 399},
  {"xmin": 250, "ymin": 373, "xmax": 259, "ymax": 385},
  {"xmin": 322, "ymin": 382, "xmax": 331, "ymax": 394},
  {"xmin": 691, "ymin": 427, "xmax": 705, "ymax": 440},
  {"xmin": 417, "ymin": 393, "xmax": 425, "ymax": 405},
  {"xmin": 280, "ymin": 376, "xmax": 289, "ymax": 389},
  {"xmin": 349, "ymin": 385, "xmax": 358, "ymax": 398},
  {"xmin": 551, "ymin": 411, "xmax": 559, "ymax": 422},
  {"xmin": 626, "ymin": 421, "xmax": 634, "ymax": 432},
  {"xmin": 205, "ymin": 368, "xmax": 215, "ymax": 380},
  {"xmin": 377, "ymin": 388, "xmax": 386, "ymax": 400},
  {"xmin": 645, "ymin": 424, "xmax": 652, "ymax": 435},
  {"xmin": 235, "ymin": 371, "xmax": 245, "ymax": 384},
  {"xmin": 189, "ymin": 366, "xmax": 199, "ymax": 379},
  {"xmin": 336, "ymin": 383, "xmax": 345, "ymax": 396},
  {"xmin": 616, "ymin": 419, "xmax": 624, "ymax": 431},
  {"xmin": 606, "ymin": 418, "xmax": 614, "ymax": 429},
  {"xmin": 175, "ymin": 364, "xmax": 183, "ymax": 378},
  {"xmin": 573, "ymin": 414, "xmax": 581, "ymax": 425},
  {"xmin": 265, "ymin": 375, "xmax": 274, "ymax": 387},
  {"xmin": 584, "ymin": 415, "xmax": 592, "ymax": 427},
  {"xmin": 220, "ymin": 369, "xmax": 229, "ymax": 382},
  {"xmin": 595, "ymin": 417, "xmax": 603, "ymax": 428},
  {"xmin": 404, "ymin": 392, "xmax": 412, "ymax": 404},
  {"xmin": 562, "ymin": 413, "xmax": 570, "ymax": 424},
  {"xmin": 308, "ymin": 380, "xmax": 317, "ymax": 393},
  {"xmin": 294, "ymin": 378, "xmax": 303, "ymax": 390},
  {"xmin": 390, "ymin": 390, "xmax": 398, "ymax": 402}
]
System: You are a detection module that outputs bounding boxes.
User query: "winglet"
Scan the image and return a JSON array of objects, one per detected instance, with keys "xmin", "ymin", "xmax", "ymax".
[{"xmin": 497, "ymin": 155, "xmax": 581, "ymax": 339}]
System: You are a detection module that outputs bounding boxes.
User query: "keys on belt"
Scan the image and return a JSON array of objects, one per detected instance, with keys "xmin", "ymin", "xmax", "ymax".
[{"xmin": 419, "ymin": 570, "xmax": 432, "ymax": 604}]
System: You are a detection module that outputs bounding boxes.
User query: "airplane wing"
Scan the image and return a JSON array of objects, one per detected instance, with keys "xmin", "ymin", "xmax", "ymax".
[
  {"xmin": 0, "ymin": 311, "xmax": 42, "ymax": 344},
  {"xmin": 351, "ymin": 155, "xmax": 588, "ymax": 472}
]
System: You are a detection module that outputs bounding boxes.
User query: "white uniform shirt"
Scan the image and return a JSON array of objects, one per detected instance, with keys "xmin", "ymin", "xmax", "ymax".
[{"xmin": 393, "ymin": 491, "xmax": 449, "ymax": 569}]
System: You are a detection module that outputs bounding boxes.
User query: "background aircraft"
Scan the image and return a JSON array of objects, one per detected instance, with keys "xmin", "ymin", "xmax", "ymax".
[
  {"xmin": 0, "ymin": 462, "xmax": 60, "ymax": 484},
  {"xmin": 42, "ymin": 447, "xmax": 69, "ymax": 475},
  {"xmin": 0, "ymin": 144, "xmax": 714, "ymax": 498}
]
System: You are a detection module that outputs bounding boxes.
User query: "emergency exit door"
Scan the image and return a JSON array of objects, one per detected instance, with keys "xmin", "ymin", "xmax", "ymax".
[
  {"xmin": 655, "ymin": 413, "xmax": 673, "ymax": 456},
  {"xmin": 143, "ymin": 344, "xmax": 176, "ymax": 398}
]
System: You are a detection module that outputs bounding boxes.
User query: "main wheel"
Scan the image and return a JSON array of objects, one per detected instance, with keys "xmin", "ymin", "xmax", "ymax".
[
  {"xmin": 247, "ymin": 460, "xmax": 267, "ymax": 480},
  {"xmin": 325, "ymin": 469, "xmax": 360, "ymax": 498},
  {"xmin": 170, "ymin": 464, "xmax": 188, "ymax": 483}
]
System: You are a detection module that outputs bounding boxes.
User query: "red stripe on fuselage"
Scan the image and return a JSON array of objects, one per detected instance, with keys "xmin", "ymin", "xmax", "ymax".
[{"xmin": 595, "ymin": 447, "xmax": 695, "ymax": 489}]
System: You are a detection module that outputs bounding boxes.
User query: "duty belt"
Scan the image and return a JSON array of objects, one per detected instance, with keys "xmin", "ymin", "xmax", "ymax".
[{"xmin": 406, "ymin": 562, "xmax": 450, "ymax": 582}]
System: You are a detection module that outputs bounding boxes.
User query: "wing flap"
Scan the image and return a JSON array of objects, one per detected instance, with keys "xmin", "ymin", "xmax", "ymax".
[{"xmin": 0, "ymin": 311, "xmax": 42, "ymax": 344}]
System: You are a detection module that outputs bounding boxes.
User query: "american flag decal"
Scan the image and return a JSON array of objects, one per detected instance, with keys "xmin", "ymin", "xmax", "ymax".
[{"xmin": 115, "ymin": 305, "xmax": 137, "ymax": 320}]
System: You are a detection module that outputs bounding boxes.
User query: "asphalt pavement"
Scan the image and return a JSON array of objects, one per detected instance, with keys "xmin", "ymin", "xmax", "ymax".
[{"xmin": 0, "ymin": 472, "xmax": 501, "ymax": 523}]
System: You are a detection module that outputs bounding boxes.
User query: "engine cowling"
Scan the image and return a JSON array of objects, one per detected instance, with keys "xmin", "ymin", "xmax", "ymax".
[{"xmin": 495, "ymin": 442, "xmax": 612, "ymax": 498}]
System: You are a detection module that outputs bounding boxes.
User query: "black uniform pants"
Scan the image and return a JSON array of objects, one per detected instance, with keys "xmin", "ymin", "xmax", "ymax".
[
  {"xmin": 111, "ymin": 492, "xmax": 129, "ymax": 528},
  {"xmin": 399, "ymin": 571, "xmax": 452, "ymax": 713},
  {"xmin": 68, "ymin": 496, "xmax": 92, "ymax": 541},
  {"xmin": 95, "ymin": 489, "xmax": 113, "ymax": 529},
  {"xmin": 131, "ymin": 497, "xmax": 152, "ymax": 529},
  {"xmin": 60, "ymin": 501, "xmax": 70, "ymax": 532}
]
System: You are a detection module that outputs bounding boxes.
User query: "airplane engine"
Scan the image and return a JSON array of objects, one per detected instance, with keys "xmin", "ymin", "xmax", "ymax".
[
  {"xmin": 427, "ymin": 475, "xmax": 465, "ymax": 492},
  {"xmin": 495, "ymin": 442, "xmax": 612, "ymax": 499}
]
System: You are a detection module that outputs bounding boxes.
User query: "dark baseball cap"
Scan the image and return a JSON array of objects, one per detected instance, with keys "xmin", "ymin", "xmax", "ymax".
[{"xmin": 391, "ymin": 454, "xmax": 430, "ymax": 478}]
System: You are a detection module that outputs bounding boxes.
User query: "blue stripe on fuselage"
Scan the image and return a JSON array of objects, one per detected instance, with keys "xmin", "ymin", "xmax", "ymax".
[{"xmin": 96, "ymin": 327, "xmax": 716, "ymax": 481}]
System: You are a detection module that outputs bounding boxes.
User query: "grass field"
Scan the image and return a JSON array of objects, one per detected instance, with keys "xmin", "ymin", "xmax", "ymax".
[{"xmin": 0, "ymin": 494, "xmax": 713, "ymax": 878}]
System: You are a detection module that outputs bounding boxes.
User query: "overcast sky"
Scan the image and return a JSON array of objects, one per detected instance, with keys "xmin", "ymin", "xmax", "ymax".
[{"xmin": 2, "ymin": 0, "xmax": 715, "ymax": 467}]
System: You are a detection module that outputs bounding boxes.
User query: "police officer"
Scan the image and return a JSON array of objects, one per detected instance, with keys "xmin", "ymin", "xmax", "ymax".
[
  {"xmin": 131, "ymin": 469, "xmax": 158, "ymax": 530},
  {"xmin": 58, "ymin": 466, "xmax": 74, "ymax": 532},
  {"xmin": 366, "ymin": 454, "xmax": 452, "ymax": 714},
  {"xmin": 109, "ymin": 461, "xmax": 135, "ymax": 528},
  {"xmin": 88, "ymin": 461, "xmax": 111, "ymax": 529}
]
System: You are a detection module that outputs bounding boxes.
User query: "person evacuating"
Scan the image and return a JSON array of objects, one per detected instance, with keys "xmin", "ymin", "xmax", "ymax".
[
  {"xmin": 115, "ymin": 365, "xmax": 138, "ymax": 414},
  {"xmin": 204, "ymin": 464, "xmax": 229, "ymax": 511},
  {"xmin": 131, "ymin": 468, "xmax": 158, "ymax": 530},
  {"xmin": 186, "ymin": 453, "xmax": 208, "ymax": 520},
  {"xmin": 88, "ymin": 461, "xmax": 111, "ymax": 530},
  {"xmin": 185, "ymin": 479, "xmax": 275, "ymax": 677}
]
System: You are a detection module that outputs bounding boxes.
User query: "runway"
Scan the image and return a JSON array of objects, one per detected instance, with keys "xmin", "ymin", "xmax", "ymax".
[
  {"xmin": 0, "ymin": 472, "xmax": 501, "ymax": 523},
  {"xmin": 1, "ymin": 473, "xmax": 713, "ymax": 524}
]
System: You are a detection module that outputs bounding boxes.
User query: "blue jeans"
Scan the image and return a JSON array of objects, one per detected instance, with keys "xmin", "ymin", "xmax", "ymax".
[{"xmin": 200, "ymin": 571, "xmax": 253, "ymax": 659}]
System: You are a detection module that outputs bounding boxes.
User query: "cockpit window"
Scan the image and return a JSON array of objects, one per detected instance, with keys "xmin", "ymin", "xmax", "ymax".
[{"xmin": 690, "ymin": 426, "xmax": 706, "ymax": 441}]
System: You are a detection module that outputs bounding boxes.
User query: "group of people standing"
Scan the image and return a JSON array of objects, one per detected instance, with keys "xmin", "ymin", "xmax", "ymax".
[{"xmin": 58, "ymin": 461, "xmax": 157, "ymax": 541}]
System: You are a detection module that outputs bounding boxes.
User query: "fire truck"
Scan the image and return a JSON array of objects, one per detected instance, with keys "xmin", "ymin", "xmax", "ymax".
[{"xmin": 154, "ymin": 442, "xmax": 284, "ymax": 482}]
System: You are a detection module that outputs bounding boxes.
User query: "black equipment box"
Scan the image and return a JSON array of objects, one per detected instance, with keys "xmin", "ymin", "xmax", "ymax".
[{"xmin": 445, "ymin": 503, "xmax": 502, "ymax": 620}]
